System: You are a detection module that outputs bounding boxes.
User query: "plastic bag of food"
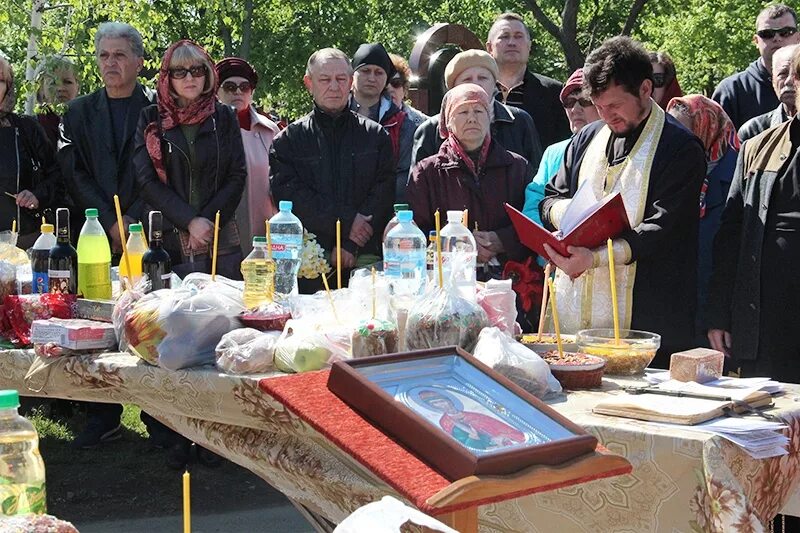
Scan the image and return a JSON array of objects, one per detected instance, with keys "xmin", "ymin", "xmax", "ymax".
[
  {"xmin": 477, "ymin": 278, "xmax": 520, "ymax": 337},
  {"xmin": 3, "ymin": 294, "xmax": 76, "ymax": 346},
  {"xmin": 351, "ymin": 318, "xmax": 399, "ymax": 357},
  {"xmin": 239, "ymin": 300, "xmax": 292, "ymax": 331},
  {"xmin": 113, "ymin": 276, "xmax": 151, "ymax": 352},
  {"xmin": 405, "ymin": 286, "xmax": 489, "ymax": 352},
  {"xmin": 473, "ymin": 327, "xmax": 562, "ymax": 399},
  {"xmin": 216, "ymin": 328, "xmax": 281, "ymax": 374},
  {"xmin": 348, "ymin": 268, "xmax": 392, "ymax": 321},
  {"xmin": 274, "ymin": 319, "xmax": 351, "ymax": 373}
]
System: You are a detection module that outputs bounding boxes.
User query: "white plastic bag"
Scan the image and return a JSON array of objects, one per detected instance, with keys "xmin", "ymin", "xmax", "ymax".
[
  {"xmin": 477, "ymin": 278, "xmax": 520, "ymax": 336},
  {"xmin": 273, "ymin": 319, "xmax": 351, "ymax": 373},
  {"xmin": 216, "ymin": 328, "xmax": 280, "ymax": 374},
  {"xmin": 473, "ymin": 327, "xmax": 562, "ymax": 399}
]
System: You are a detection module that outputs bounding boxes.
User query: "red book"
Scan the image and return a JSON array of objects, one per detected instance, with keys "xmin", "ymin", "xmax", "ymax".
[{"xmin": 505, "ymin": 191, "xmax": 631, "ymax": 258}]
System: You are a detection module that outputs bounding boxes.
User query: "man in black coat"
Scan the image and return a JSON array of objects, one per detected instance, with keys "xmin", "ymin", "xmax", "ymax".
[
  {"xmin": 270, "ymin": 48, "xmax": 394, "ymax": 282},
  {"xmin": 540, "ymin": 36, "xmax": 706, "ymax": 367},
  {"xmin": 59, "ymin": 22, "xmax": 154, "ymax": 253},
  {"xmin": 738, "ymin": 44, "xmax": 798, "ymax": 142},
  {"xmin": 57, "ymin": 22, "xmax": 159, "ymax": 449},
  {"xmin": 712, "ymin": 4, "xmax": 800, "ymax": 129},
  {"xmin": 486, "ymin": 12, "xmax": 570, "ymax": 148}
]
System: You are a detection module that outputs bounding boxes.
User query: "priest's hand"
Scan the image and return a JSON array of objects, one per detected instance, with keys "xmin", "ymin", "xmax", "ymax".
[
  {"xmin": 708, "ymin": 329, "xmax": 732, "ymax": 357},
  {"xmin": 543, "ymin": 244, "xmax": 592, "ymax": 279}
]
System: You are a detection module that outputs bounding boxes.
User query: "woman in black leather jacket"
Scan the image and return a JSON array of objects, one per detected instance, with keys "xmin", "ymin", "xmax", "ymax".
[
  {"xmin": 134, "ymin": 40, "xmax": 246, "ymax": 279},
  {"xmin": 0, "ymin": 57, "xmax": 63, "ymax": 248}
]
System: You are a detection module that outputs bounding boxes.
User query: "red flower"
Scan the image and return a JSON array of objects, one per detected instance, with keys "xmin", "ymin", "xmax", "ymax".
[{"xmin": 503, "ymin": 257, "xmax": 544, "ymax": 312}]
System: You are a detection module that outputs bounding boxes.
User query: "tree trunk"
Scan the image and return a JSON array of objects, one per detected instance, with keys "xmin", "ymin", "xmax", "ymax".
[
  {"xmin": 219, "ymin": 18, "xmax": 234, "ymax": 57},
  {"xmin": 240, "ymin": 0, "xmax": 253, "ymax": 59},
  {"xmin": 25, "ymin": 0, "xmax": 45, "ymax": 115}
]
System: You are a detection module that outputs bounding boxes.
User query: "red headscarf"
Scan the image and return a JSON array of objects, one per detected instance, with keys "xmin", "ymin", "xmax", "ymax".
[
  {"xmin": 666, "ymin": 94, "xmax": 740, "ymax": 163},
  {"xmin": 144, "ymin": 40, "xmax": 218, "ymax": 183},
  {"xmin": 439, "ymin": 83, "xmax": 493, "ymax": 177},
  {"xmin": 657, "ymin": 76, "xmax": 683, "ymax": 110}
]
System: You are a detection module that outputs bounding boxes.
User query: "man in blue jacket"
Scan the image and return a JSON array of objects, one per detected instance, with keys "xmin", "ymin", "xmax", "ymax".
[{"xmin": 712, "ymin": 4, "xmax": 800, "ymax": 129}]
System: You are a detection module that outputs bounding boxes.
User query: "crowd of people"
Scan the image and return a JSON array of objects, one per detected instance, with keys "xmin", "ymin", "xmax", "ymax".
[{"xmin": 1, "ymin": 6, "xmax": 799, "ymax": 478}]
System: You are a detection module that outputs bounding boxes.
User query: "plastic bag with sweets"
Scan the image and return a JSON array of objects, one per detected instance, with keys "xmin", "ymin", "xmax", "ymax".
[
  {"xmin": 472, "ymin": 327, "xmax": 562, "ymax": 399},
  {"xmin": 216, "ymin": 328, "xmax": 281, "ymax": 374},
  {"xmin": 3, "ymin": 294, "xmax": 75, "ymax": 346},
  {"xmin": 273, "ymin": 319, "xmax": 351, "ymax": 373}
]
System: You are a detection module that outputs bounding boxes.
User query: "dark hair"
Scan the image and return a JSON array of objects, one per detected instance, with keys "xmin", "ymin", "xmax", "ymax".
[
  {"xmin": 757, "ymin": 4, "xmax": 798, "ymax": 28},
  {"xmin": 489, "ymin": 12, "xmax": 531, "ymax": 41},
  {"xmin": 583, "ymin": 36, "xmax": 653, "ymax": 97},
  {"xmin": 389, "ymin": 53, "xmax": 411, "ymax": 90},
  {"xmin": 648, "ymin": 51, "xmax": 676, "ymax": 83}
]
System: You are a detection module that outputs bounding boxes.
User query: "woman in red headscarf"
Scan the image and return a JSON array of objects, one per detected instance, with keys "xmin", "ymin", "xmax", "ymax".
[
  {"xmin": 666, "ymin": 94, "xmax": 739, "ymax": 339},
  {"xmin": 133, "ymin": 40, "xmax": 246, "ymax": 279}
]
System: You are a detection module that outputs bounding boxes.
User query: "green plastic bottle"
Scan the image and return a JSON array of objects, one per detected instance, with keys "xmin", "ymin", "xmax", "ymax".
[
  {"xmin": 119, "ymin": 223, "xmax": 147, "ymax": 284},
  {"xmin": 0, "ymin": 390, "xmax": 46, "ymax": 517},
  {"xmin": 77, "ymin": 208, "xmax": 112, "ymax": 299}
]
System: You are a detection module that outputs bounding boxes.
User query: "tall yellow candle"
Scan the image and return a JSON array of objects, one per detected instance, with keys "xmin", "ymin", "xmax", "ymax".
[
  {"xmin": 211, "ymin": 211, "xmax": 220, "ymax": 281},
  {"xmin": 265, "ymin": 219, "xmax": 272, "ymax": 260},
  {"xmin": 183, "ymin": 470, "xmax": 191, "ymax": 533},
  {"xmin": 113, "ymin": 195, "xmax": 132, "ymax": 288},
  {"xmin": 336, "ymin": 219, "xmax": 342, "ymax": 289},
  {"xmin": 607, "ymin": 238, "xmax": 620, "ymax": 345},
  {"xmin": 434, "ymin": 210, "xmax": 443, "ymax": 288},
  {"xmin": 371, "ymin": 266, "xmax": 377, "ymax": 319},
  {"xmin": 547, "ymin": 278, "xmax": 564, "ymax": 357},
  {"xmin": 320, "ymin": 272, "xmax": 340, "ymax": 323},
  {"xmin": 537, "ymin": 263, "xmax": 553, "ymax": 341},
  {"xmin": 11, "ymin": 219, "xmax": 15, "ymax": 234}
]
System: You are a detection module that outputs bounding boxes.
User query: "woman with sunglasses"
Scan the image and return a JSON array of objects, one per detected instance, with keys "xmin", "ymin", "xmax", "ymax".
[
  {"xmin": 522, "ymin": 69, "xmax": 600, "ymax": 227},
  {"xmin": 386, "ymin": 53, "xmax": 428, "ymax": 129},
  {"xmin": 649, "ymin": 51, "xmax": 683, "ymax": 109},
  {"xmin": 134, "ymin": 40, "xmax": 246, "ymax": 282},
  {"xmin": 216, "ymin": 57, "xmax": 280, "ymax": 255}
]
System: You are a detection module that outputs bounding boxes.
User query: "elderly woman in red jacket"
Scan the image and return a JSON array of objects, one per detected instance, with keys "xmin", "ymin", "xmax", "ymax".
[{"xmin": 407, "ymin": 83, "xmax": 530, "ymax": 269}]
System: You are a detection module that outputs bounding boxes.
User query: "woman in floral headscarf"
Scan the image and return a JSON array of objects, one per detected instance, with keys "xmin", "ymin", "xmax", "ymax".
[
  {"xmin": 666, "ymin": 94, "xmax": 739, "ymax": 337},
  {"xmin": 133, "ymin": 40, "xmax": 246, "ymax": 280},
  {"xmin": 0, "ymin": 56, "xmax": 63, "ymax": 248}
]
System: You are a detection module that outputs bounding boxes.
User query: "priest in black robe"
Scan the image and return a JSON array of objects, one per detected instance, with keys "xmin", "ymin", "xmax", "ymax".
[{"xmin": 539, "ymin": 37, "xmax": 706, "ymax": 367}]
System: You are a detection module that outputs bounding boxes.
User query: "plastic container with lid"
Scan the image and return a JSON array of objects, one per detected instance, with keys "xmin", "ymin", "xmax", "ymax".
[
  {"xmin": 77, "ymin": 208, "xmax": 111, "ymax": 299},
  {"xmin": 119, "ymin": 223, "xmax": 148, "ymax": 283}
]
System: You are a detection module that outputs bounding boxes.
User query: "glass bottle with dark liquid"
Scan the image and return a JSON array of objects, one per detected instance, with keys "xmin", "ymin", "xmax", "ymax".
[
  {"xmin": 142, "ymin": 211, "xmax": 172, "ymax": 292},
  {"xmin": 48, "ymin": 208, "xmax": 78, "ymax": 295}
]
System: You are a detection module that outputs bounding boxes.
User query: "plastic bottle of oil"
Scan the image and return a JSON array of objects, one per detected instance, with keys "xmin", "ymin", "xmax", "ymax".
[
  {"xmin": 241, "ymin": 236, "xmax": 276, "ymax": 309},
  {"xmin": 0, "ymin": 390, "xmax": 46, "ymax": 517}
]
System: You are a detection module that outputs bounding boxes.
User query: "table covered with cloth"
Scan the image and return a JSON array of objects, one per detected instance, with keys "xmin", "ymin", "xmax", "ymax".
[{"xmin": 2, "ymin": 348, "xmax": 799, "ymax": 532}]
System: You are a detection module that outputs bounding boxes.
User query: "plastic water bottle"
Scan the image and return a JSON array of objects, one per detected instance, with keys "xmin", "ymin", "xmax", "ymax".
[
  {"xmin": 425, "ymin": 230, "xmax": 437, "ymax": 283},
  {"xmin": 440, "ymin": 210, "xmax": 477, "ymax": 301},
  {"xmin": 383, "ymin": 210, "xmax": 427, "ymax": 299},
  {"xmin": 241, "ymin": 236, "xmax": 276, "ymax": 309},
  {"xmin": 0, "ymin": 390, "xmax": 46, "ymax": 517},
  {"xmin": 382, "ymin": 203, "xmax": 415, "ymax": 241},
  {"xmin": 269, "ymin": 201, "xmax": 303, "ymax": 295},
  {"xmin": 119, "ymin": 223, "xmax": 147, "ymax": 284},
  {"xmin": 77, "ymin": 208, "xmax": 111, "ymax": 299},
  {"xmin": 30, "ymin": 223, "xmax": 56, "ymax": 294}
]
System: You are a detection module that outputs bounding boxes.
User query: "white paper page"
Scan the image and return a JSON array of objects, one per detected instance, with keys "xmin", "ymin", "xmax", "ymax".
[
  {"xmin": 656, "ymin": 380, "xmax": 765, "ymax": 402},
  {"xmin": 596, "ymin": 394, "xmax": 728, "ymax": 416},
  {"xmin": 744, "ymin": 446, "xmax": 788, "ymax": 459},
  {"xmin": 696, "ymin": 417, "xmax": 787, "ymax": 433},
  {"xmin": 559, "ymin": 180, "xmax": 598, "ymax": 235}
]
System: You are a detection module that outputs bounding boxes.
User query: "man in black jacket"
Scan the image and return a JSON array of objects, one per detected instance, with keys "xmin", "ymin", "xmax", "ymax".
[
  {"xmin": 712, "ymin": 4, "xmax": 800, "ymax": 129},
  {"xmin": 486, "ymin": 12, "xmax": 570, "ymax": 147},
  {"xmin": 738, "ymin": 44, "xmax": 798, "ymax": 141},
  {"xmin": 59, "ymin": 22, "xmax": 154, "ymax": 253},
  {"xmin": 270, "ymin": 48, "xmax": 394, "ymax": 282},
  {"xmin": 58, "ymin": 22, "xmax": 158, "ymax": 449}
]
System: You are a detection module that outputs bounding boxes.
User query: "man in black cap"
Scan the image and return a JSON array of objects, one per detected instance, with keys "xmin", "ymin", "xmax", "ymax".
[{"xmin": 350, "ymin": 42, "xmax": 416, "ymax": 202}]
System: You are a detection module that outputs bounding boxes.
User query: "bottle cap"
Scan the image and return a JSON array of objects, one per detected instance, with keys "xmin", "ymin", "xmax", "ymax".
[
  {"xmin": 85, "ymin": 208, "xmax": 98, "ymax": 218},
  {"xmin": 428, "ymin": 230, "xmax": 438, "ymax": 242},
  {"xmin": 446, "ymin": 210, "xmax": 464, "ymax": 223},
  {"xmin": 129, "ymin": 223, "xmax": 143, "ymax": 232},
  {"xmin": 393, "ymin": 203, "xmax": 409, "ymax": 213},
  {"xmin": 397, "ymin": 210, "xmax": 413, "ymax": 223},
  {"xmin": 279, "ymin": 200, "xmax": 293, "ymax": 212},
  {"xmin": 41, "ymin": 223, "xmax": 54, "ymax": 233},
  {"xmin": 253, "ymin": 236, "xmax": 267, "ymax": 244},
  {"xmin": 0, "ymin": 390, "xmax": 19, "ymax": 410}
]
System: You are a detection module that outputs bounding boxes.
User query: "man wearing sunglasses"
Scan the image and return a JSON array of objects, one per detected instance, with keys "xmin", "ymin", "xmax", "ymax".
[
  {"xmin": 349, "ymin": 43, "xmax": 416, "ymax": 203},
  {"xmin": 739, "ymin": 44, "xmax": 799, "ymax": 142},
  {"xmin": 712, "ymin": 4, "xmax": 800, "ymax": 129},
  {"xmin": 216, "ymin": 57, "xmax": 280, "ymax": 257}
]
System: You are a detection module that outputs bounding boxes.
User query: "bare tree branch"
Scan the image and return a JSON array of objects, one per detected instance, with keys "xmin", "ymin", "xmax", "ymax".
[
  {"xmin": 524, "ymin": 0, "xmax": 562, "ymax": 40},
  {"xmin": 562, "ymin": 0, "xmax": 580, "ymax": 36},
  {"xmin": 621, "ymin": 0, "xmax": 648, "ymax": 35}
]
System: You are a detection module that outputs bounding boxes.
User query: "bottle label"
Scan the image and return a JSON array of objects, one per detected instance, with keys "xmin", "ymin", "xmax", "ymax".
[
  {"xmin": 270, "ymin": 234, "xmax": 302, "ymax": 260},
  {"xmin": 384, "ymin": 248, "xmax": 426, "ymax": 280},
  {"xmin": 48, "ymin": 271, "xmax": 72, "ymax": 294},
  {"xmin": 0, "ymin": 481, "xmax": 47, "ymax": 516},
  {"xmin": 32, "ymin": 271, "xmax": 48, "ymax": 294}
]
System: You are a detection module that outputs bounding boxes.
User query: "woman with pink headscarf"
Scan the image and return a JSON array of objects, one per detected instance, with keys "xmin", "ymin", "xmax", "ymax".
[
  {"xmin": 666, "ymin": 94, "xmax": 739, "ymax": 338},
  {"xmin": 407, "ymin": 83, "xmax": 529, "ymax": 268}
]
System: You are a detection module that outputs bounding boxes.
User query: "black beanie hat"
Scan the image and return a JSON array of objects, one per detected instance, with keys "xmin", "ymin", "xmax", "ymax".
[
  {"xmin": 351, "ymin": 43, "xmax": 396, "ymax": 85},
  {"xmin": 216, "ymin": 57, "xmax": 258, "ymax": 87}
]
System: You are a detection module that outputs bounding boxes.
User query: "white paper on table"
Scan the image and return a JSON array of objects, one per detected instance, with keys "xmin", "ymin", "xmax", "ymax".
[
  {"xmin": 333, "ymin": 496, "xmax": 458, "ymax": 533},
  {"xmin": 645, "ymin": 372, "xmax": 784, "ymax": 395},
  {"xmin": 655, "ymin": 380, "xmax": 766, "ymax": 402},
  {"xmin": 743, "ymin": 446, "xmax": 788, "ymax": 460},
  {"xmin": 695, "ymin": 417, "xmax": 787, "ymax": 433}
]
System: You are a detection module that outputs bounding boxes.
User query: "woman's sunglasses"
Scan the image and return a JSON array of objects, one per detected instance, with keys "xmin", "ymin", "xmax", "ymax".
[
  {"xmin": 169, "ymin": 65, "xmax": 208, "ymax": 79},
  {"xmin": 222, "ymin": 81, "xmax": 253, "ymax": 94},
  {"xmin": 652, "ymin": 72, "xmax": 668, "ymax": 89}
]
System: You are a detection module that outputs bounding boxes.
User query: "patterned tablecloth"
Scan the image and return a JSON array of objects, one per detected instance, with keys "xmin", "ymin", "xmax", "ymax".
[{"xmin": 2, "ymin": 349, "xmax": 799, "ymax": 532}]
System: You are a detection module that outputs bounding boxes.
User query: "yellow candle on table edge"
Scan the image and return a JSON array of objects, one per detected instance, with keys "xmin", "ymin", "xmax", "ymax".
[
  {"xmin": 607, "ymin": 238, "xmax": 620, "ymax": 345},
  {"xmin": 547, "ymin": 278, "xmax": 564, "ymax": 357},
  {"xmin": 434, "ymin": 210, "xmax": 443, "ymax": 288},
  {"xmin": 113, "ymin": 195, "xmax": 132, "ymax": 289},
  {"xmin": 211, "ymin": 210, "xmax": 220, "ymax": 281},
  {"xmin": 183, "ymin": 470, "xmax": 191, "ymax": 533},
  {"xmin": 336, "ymin": 219, "xmax": 342, "ymax": 290},
  {"xmin": 371, "ymin": 266, "xmax": 377, "ymax": 319},
  {"xmin": 537, "ymin": 263, "xmax": 552, "ymax": 341},
  {"xmin": 320, "ymin": 271, "xmax": 340, "ymax": 323}
]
